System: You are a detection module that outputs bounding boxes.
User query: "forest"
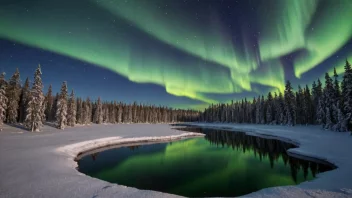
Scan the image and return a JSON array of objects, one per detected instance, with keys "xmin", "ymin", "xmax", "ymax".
[
  {"xmin": 200, "ymin": 60, "xmax": 352, "ymax": 132},
  {"xmin": 0, "ymin": 60, "xmax": 351, "ymax": 132},
  {"xmin": 0, "ymin": 66, "xmax": 199, "ymax": 131}
]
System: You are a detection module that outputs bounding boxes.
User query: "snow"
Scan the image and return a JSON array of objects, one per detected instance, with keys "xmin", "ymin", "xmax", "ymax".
[
  {"xmin": 1, "ymin": 123, "xmax": 352, "ymax": 198},
  {"xmin": 57, "ymin": 132, "xmax": 204, "ymax": 166}
]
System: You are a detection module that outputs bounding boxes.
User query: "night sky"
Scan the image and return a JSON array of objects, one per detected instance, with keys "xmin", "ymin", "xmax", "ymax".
[{"xmin": 0, "ymin": 0, "xmax": 351, "ymax": 110}]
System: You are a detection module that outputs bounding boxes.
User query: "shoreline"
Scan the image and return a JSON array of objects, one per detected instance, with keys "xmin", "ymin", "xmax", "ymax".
[
  {"xmin": 56, "ymin": 132, "xmax": 204, "ymax": 161},
  {"xmin": 1, "ymin": 123, "xmax": 351, "ymax": 198},
  {"xmin": 182, "ymin": 124, "xmax": 338, "ymax": 168}
]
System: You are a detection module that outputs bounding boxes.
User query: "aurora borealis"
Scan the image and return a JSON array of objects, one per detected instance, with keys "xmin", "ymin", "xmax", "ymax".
[{"xmin": 0, "ymin": 0, "xmax": 351, "ymax": 109}]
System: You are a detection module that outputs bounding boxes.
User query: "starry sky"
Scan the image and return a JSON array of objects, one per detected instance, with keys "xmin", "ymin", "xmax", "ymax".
[{"xmin": 0, "ymin": 0, "xmax": 351, "ymax": 110}]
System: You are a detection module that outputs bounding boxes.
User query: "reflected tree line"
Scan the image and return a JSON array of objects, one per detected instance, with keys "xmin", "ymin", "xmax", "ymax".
[{"xmin": 177, "ymin": 127, "xmax": 335, "ymax": 183}]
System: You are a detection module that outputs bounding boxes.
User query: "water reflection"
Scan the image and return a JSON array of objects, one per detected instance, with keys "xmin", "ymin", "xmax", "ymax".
[
  {"xmin": 177, "ymin": 127, "xmax": 334, "ymax": 183},
  {"xmin": 77, "ymin": 127, "xmax": 335, "ymax": 197}
]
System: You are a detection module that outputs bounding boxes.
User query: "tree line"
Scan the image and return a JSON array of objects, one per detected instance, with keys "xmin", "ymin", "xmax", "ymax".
[
  {"xmin": 199, "ymin": 60, "xmax": 352, "ymax": 132},
  {"xmin": 1, "ymin": 60, "xmax": 351, "ymax": 132},
  {"xmin": 0, "ymin": 65, "xmax": 199, "ymax": 131}
]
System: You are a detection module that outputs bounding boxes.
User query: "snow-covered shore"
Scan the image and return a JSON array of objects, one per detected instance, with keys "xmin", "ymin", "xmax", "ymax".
[
  {"xmin": 186, "ymin": 123, "xmax": 352, "ymax": 197},
  {"xmin": 0, "ymin": 123, "xmax": 351, "ymax": 198}
]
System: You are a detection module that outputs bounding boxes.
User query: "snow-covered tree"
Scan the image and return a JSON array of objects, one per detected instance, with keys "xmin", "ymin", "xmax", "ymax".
[
  {"xmin": 82, "ymin": 100, "xmax": 87, "ymax": 124},
  {"xmin": 303, "ymin": 85, "xmax": 313, "ymax": 125},
  {"xmin": 0, "ymin": 84, "xmax": 7, "ymax": 130},
  {"xmin": 76, "ymin": 98, "xmax": 82, "ymax": 124},
  {"xmin": 128, "ymin": 105, "xmax": 133, "ymax": 123},
  {"xmin": 67, "ymin": 90, "xmax": 76, "ymax": 127},
  {"xmin": 56, "ymin": 81, "xmax": 68, "ymax": 129},
  {"xmin": 266, "ymin": 92, "xmax": 273, "ymax": 124},
  {"xmin": 333, "ymin": 67, "xmax": 341, "ymax": 99},
  {"xmin": 255, "ymin": 96, "xmax": 261, "ymax": 124},
  {"xmin": 342, "ymin": 60, "xmax": 352, "ymax": 130},
  {"xmin": 110, "ymin": 101, "xmax": 116, "ymax": 124},
  {"xmin": 296, "ymin": 86, "xmax": 304, "ymax": 124},
  {"xmin": 336, "ymin": 105, "xmax": 348, "ymax": 132},
  {"xmin": 44, "ymin": 85, "xmax": 54, "ymax": 121},
  {"xmin": 19, "ymin": 77, "xmax": 30, "ymax": 123},
  {"xmin": 275, "ymin": 92, "xmax": 285, "ymax": 125},
  {"xmin": 312, "ymin": 79, "xmax": 323, "ymax": 124},
  {"xmin": 324, "ymin": 73, "xmax": 335, "ymax": 129},
  {"xmin": 84, "ymin": 97, "xmax": 91, "ymax": 124},
  {"xmin": 117, "ymin": 103, "xmax": 123, "ymax": 123},
  {"xmin": 0, "ymin": 72, "xmax": 6, "ymax": 88},
  {"xmin": 6, "ymin": 68, "xmax": 21, "ymax": 123},
  {"xmin": 284, "ymin": 81, "xmax": 296, "ymax": 126},
  {"xmin": 94, "ymin": 97, "xmax": 103, "ymax": 124},
  {"xmin": 51, "ymin": 93, "xmax": 58, "ymax": 122},
  {"xmin": 103, "ymin": 104, "xmax": 109, "ymax": 123},
  {"xmin": 25, "ymin": 65, "xmax": 45, "ymax": 132},
  {"xmin": 325, "ymin": 107, "xmax": 333, "ymax": 129},
  {"xmin": 316, "ymin": 97, "xmax": 325, "ymax": 125},
  {"xmin": 260, "ymin": 95, "xmax": 265, "ymax": 124}
]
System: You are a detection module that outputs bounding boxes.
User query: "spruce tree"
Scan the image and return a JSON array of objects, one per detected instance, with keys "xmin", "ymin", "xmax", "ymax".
[
  {"xmin": 266, "ymin": 92, "xmax": 273, "ymax": 124},
  {"xmin": 311, "ymin": 81, "xmax": 317, "ymax": 122},
  {"xmin": 19, "ymin": 78, "xmax": 30, "ymax": 123},
  {"xmin": 260, "ymin": 96, "xmax": 265, "ymax": 124},
  {"xmin": 117, "ymin": 103, "xmax": 123, "ymax": 123},
  {"xmin": 296, "ymin": 86, "xmax": 304, "ymax": 124},
  {"xmin": 0, "ymin": 83, "xmax": 7, "ymax": 130},
  {"xmin": 0, "ymin": 72, "xmax": 6, "ymax": 88},
  {"xmin": 342, "ymin": 60, "xmax": 352, "ymax": 130},
  {"xmin": 44, "ymin": 85, "xmax": 54, "ymax": 121},
  {"xmin": 51, "ymin": 93, "xmax": 59, "ymax": 122},
  {"xmin": 111, "ymin": 101, "xmax": 117, "ymax": 124},
  {"xmin": 333, "ymin": 67, "xmax": 341, "ymax": 98},
  {"xmin": 103, "ymin": 104, "xmax": 109, "ymax": 123},
  {"xmin": 76, "ymin": 98, "xmax": 82, "ymax": 124},
  {"xmin": 312, "ymin": 79, "xmax": 323, "ymax": 124},
  {"xmin": 284, "ymin": 81, "xmax": 296, "ymax": 126},
  {"xmin": 56, "ymin": 81, "xmax": 68, "ymax": 129},
  {"xmin": 128, "ymin": 105, "xmax": 133, "ymax": 123},
  {"xmin": 67, "ymin": 90, "xmax": 76, "ymax": 127},
  {"xmin": 6, "ymin": 68, "xmax": 21, "ymax": 123},
  {"xmin": 25, "ymin": 65, "xmax": 45, "ymax": 132},
  {"xmin": 317, "ymin": 97, "xmax": 325, "ymax": 125},
  {"xmin": 304, "ymin": 85, "xmax": 313, "ymax": 124},
  {"xmin": 85, "ymin": 97, "xmax": 91, "ymax": 124},
  {"xmin": 324, "ymin": 73, "xmax": 334, "ymax": 129},
  {"xmin": 272, "ymin": 93, "xmax": 278, "ymax": 124},
  {"xmin": 255, "ymin": 96, "xmax": 261, "ymax": 124},
  {"xmin": 94, "ymin": 97, "xmax": 103, "ymax": 124},
  {"xmin": 278, "ymin": 92, "xmax": 285, "ymax": 124},
  {"xmin": 81, "ymin": 100, "xmax": 87, "ymax": 124}
]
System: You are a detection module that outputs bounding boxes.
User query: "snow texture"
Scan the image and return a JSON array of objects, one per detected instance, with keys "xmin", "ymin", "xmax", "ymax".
[{"xmin": 0, "ymin": 123, "xmax": 352, "ymax": 198}]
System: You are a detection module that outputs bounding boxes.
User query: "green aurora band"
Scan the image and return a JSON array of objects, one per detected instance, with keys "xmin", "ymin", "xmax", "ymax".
[
  {"xmin": 294, "ymin": 0, "xmax": 352, "ymax": 78},
  {"xmin": 94, "ymin": 0, "xmax": 259, "ymax": 91},
  {"xmin": 0, "ymin": 0, "xmax": 351, "ymax": 108},
  {"xmin": 258, "ymin": 0, "xmax": 317, "ymax": 61}
]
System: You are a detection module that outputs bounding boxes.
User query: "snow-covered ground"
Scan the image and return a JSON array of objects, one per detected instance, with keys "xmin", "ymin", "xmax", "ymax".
[{"xmin": 0, "ymin": 123, "xmax": 351, "ymax": 198}]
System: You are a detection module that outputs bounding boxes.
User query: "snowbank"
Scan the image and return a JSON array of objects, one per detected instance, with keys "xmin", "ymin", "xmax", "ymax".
[
  {"xmin": 57, "ymin": 132, "xmax": 204, "ymax": 160},
  {"xmin": 1, "ymin": 123, "xmax": 352, "ymax": 198}
]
